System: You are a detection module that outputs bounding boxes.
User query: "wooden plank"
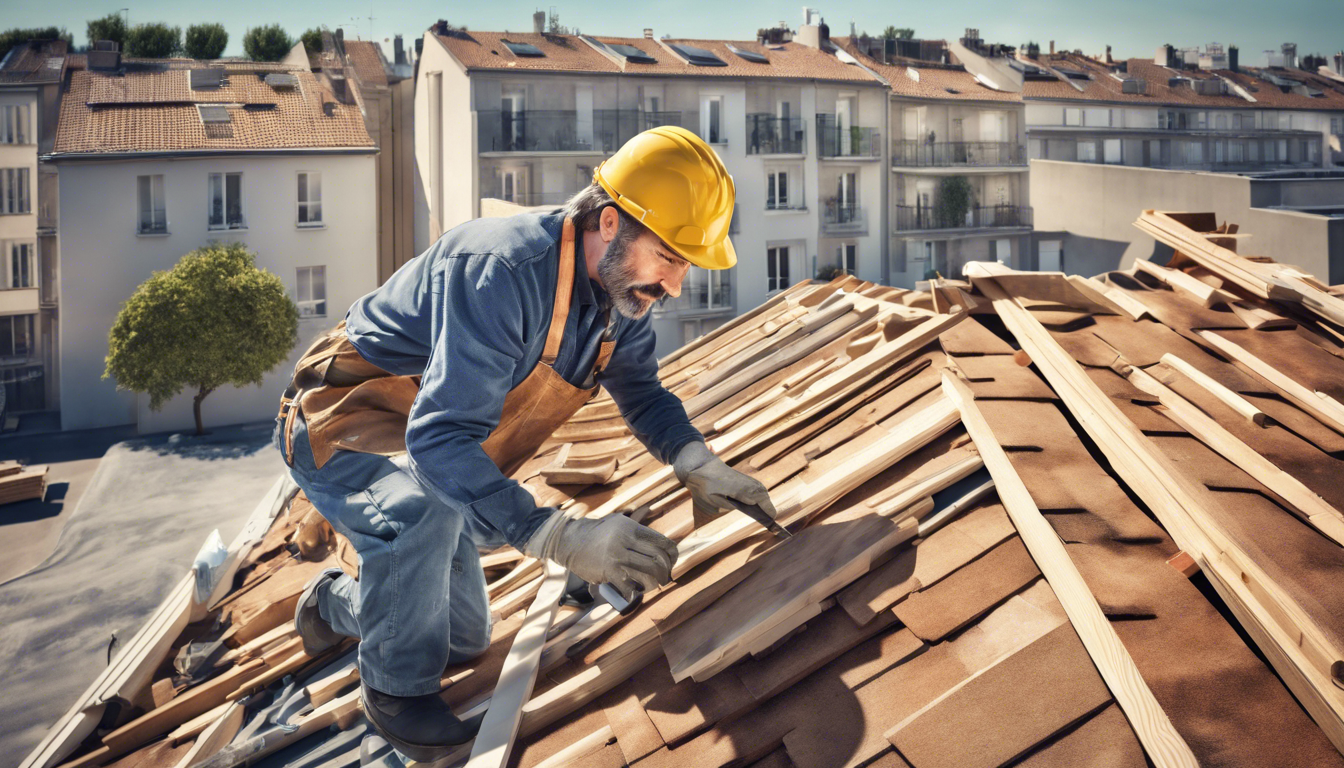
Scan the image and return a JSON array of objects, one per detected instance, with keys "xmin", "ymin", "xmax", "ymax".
[
  {"xmin": 892, "ymin": 536, "xmax": 1040, "ymax": 643},
  {"xmin": 1229, "ymin": 302, "xmax": 1296, "ymax": 330},
  {"xmin": 102, "ymin": 658, "xmax": 268, "ymax": 755},
  {"xmin": 1121, "ymin": 363, "xmax": 1344, "ymax": 546},
  {"xmin": 942, "ymin": 371, "xmax": 1199, "ymax": 768},
  {"xmin": 1133, "ymin": 259, "xmax": 1236, "ymax": 308},
  {"xmin": 1198, "ymin": 330, "xmax": 1344, "ymax": 434},
  {"xmin": 170, "ymin": 701, "xmax": 244, "ymax": 768},
  {"xmin": 465, "ymin": 562, "xmax": 568, "ymax": 768},
  {"xmin": 1158, "ymin": 353, "xmax": 1266, "ymax": 427}
]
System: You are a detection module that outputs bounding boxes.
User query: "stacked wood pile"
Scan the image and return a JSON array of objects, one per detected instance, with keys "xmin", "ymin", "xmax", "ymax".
[
  {"xmin": 0, "ymin": 459, "xmax": 48, "ymax": 505},
  {"xmin": 24, "ymin": 211, "xmax": 1344, "ymax": 768}
]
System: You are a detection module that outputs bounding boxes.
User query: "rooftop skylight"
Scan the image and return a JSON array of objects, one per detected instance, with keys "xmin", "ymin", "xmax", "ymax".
[
  {"xmin": 608, "ymin": 43, "xmax": 657, "ymax": 64},
  {"xmin": 726, "ymin": 44, "xmax": 768, "ymax": 64},
  {"xmin": 501, "ymin": 40, "xmax": 544, "ymax": 57},
  {"xmin": 668, "ymin": 43, "xmax": 728, "ymax": 67}
]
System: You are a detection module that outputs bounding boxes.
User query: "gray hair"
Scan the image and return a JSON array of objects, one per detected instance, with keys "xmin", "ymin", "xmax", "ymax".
[{"xmin": 562, "ymin": 182, "xmax": 648, "ymax": 236}]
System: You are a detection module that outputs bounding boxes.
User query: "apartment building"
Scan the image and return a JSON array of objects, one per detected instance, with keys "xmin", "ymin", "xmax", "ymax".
[
  {"xmin": 0, "ymin": 38, "xmax": 66, "ymax": 418},
  {"xmin": 47, "ymin": 51, "xmax": 378, "ymax": 433},
  {"xmin": 415, "ymin": 13, "xmax": 888, "ymax": 355},
  {"xmin": 841, "ymin": 36, "xmax": 1031, "ymax": 284}
]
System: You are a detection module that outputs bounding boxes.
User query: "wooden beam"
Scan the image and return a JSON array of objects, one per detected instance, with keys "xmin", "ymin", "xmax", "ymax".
[
  {"xmin": 1121, "ymin": 363, "xmax": 1344, "ymax": 546},
  {"xmin": 1198, "ymin": 331, "xmax": 1344, "ymax": 435},
  {"xmin": 942, "ymin": 372, "xmax": 1199, "ymax": 768},
  {"xmin": 1133, "ymin": 259, "xmax": 1236, "ymax": 308},
  {"xmin": 1158, "ymin": 353, "xmax": 1267, "ymax": 427}
]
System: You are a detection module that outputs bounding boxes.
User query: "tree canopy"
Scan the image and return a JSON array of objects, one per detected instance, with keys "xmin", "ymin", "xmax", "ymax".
[
  {"xmin": 0, "ymin": 27, "xmax": 71, "ymax": 61},
  {"xmin": 86, "ymin": 13, "xmax": 127, "ymax": 49},
  {"xmin": 300, "ymin": 27, "xmax": 323, "ymax": 57},
  {"xmin": 104, "ymin": 242, "xmax": 299, "ymax": 435},
  {"xmin": 125, "ymin": 23, "xmax": 181, "ymax": 58},
  {"xmin": 184, "ymin": 23, "xmax": 228, "ymax": 59},
  {"xmin": 243, "ymin": 24, "xmax": 294, "ymax": 62},
  {"xmin": 882, "ymin": 26, "xmax": 915, "ymax": 40}
]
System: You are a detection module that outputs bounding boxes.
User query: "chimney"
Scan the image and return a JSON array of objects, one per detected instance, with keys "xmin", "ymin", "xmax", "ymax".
[
  {"xmin": 1105, "ymin": 44, "xmax": 1112, "ymax": 64},
  {"xmin": 1228, "ymin": 45, "xmax": 1238, "ymax": 72},
  {"xmin": 643, "ymin": 28, "xmax": 653, "ymax": 39},
  {"xmin": 1334, "ymin": 51, "xmax": 1344, "ymax": 76},
  {"xmin": 394, "ymin": 35, "xmax": 405, "ymax": 65},
  {"xmin": 1049, "ymin": 40, "xmax": 1055, "ymax": 55},
  {"xmin": 88, "ymin": 39, "xmax": 121, "ymax": 71},
  {"xmin": 534, "ymin": 11, "xmax": 546, "ymax": 34},
  {"xmin": 819, "ymin": 20, "xmax": 829, "ymax": 45}
]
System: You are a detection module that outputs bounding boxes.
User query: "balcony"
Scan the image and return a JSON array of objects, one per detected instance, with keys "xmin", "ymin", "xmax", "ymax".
[
  {"xmin": 892, "ymin": 141, "xmax": 1026, "ymax": 168},
  {"xmin": 747, "ymin": 115, "xmax": 805, "ymax": 155},
  {"xmin": 642, "ymin": 111, "xmax": 683, "ymax": 131},
  {"xmin": 893, "ymin": 204, "xmax": 1032, "ymax": 232},
  {"xmin": 37, "ymin": 174, "xmax": 57, "ymax": 233},
  {"xmin": 816, "ymin": 115, "xmax": 881, "ymax": 159},
  {"xmin": 478, "ymin": 110, "xmax": 652, "ymax": 154},
  {"xmin": 822, "ymin": 201, "xmax": 867, "ymax": 235},
  {"xmin": 660, "ymin": 268, "xmax": 732, "ymax": 315}
]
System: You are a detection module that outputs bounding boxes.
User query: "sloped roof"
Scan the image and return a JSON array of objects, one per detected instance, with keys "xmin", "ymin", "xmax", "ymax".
[
  {"xmin": 51, "ymin": 59, "xmax": 374, "ymax": 156},
  {"xmin": 343, "ymin": 40, "xmax": 389, "ymax": 87},
  {"xmin": 0, "ymin": 38, "xmax": 67, "ymax": 85},
  {"xmin": 28, "ymin": 214, "xmax": 1344, "ymax": 768},
  {"xmin": 436, "ymin": 30, "xmax": 620, "ymax": 73},
  {"xmin": 835, "ymin": 37, "xmax": 1019, "ymax": 103}
]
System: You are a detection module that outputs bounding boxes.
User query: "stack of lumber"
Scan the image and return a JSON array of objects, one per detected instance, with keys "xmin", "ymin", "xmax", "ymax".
[
  {"xmin": 0, "ymin": 460, "xmax": 48, "ymax": 505},
  {"xmin": 25, "ymin": 223, "xmax": 1344, "ymax": 768}
]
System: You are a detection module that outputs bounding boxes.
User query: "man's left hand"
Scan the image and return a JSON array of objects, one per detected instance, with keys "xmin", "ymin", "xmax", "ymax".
[{"xmin": 673, "ymin": 441, "xmax": 778, "ymax": 520}]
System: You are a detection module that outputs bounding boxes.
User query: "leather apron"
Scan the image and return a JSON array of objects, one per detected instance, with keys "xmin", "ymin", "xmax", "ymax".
[{"xmin": 278, "ymin": 218, "xmax": 615, "ymax": 477}]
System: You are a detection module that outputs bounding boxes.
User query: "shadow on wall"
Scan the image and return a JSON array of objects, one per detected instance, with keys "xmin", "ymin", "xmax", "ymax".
[{"xmin": 1057, "ymin": 234, "xmax": 1133, "ymax": 278}]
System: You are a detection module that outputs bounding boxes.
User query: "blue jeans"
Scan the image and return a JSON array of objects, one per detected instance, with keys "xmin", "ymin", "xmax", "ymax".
[{"xmin": 272, "ymin": 409, "xmax": 500, "ymax": 696}]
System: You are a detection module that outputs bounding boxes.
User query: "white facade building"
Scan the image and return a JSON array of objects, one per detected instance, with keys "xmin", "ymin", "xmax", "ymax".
[{"xmin": 49, "ymin": 56, "xmax": 377, "ymax": 433}]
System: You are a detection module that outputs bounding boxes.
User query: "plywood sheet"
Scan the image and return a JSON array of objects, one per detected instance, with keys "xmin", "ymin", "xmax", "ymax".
[{"xmin": 892, "ymin": 537, "xmax": 1041, "ymax": 642}]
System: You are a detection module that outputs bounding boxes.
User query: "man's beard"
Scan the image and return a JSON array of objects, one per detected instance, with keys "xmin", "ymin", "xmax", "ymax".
[{"xmin": 598, "ymin": 229, "xmax": 666, "ymax": 319}]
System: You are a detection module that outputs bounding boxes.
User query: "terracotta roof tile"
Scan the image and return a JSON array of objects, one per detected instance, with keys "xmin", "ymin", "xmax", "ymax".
[
  {"xmin": 836, "ymin": 37, "xmax": 1018, "ymax": 102},
  {"xmin": 0, "ymin": 39, "xmax": 67, "ymax": 85},
  {"xmin": 436, "ymin": 30, "xmax": 619, "ymax": 73},
  {"xmin": 53, "ymin": 65, "xmax": 373, "ymax": 155},
  {"xmin": 344, "ymin": 40, "xmax": 389, "ymax": 87}
]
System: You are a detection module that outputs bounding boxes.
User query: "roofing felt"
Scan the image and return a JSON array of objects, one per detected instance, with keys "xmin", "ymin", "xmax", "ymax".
[
  {"xmin": 26, "ymin": 207, "xmax": 1344, "ymax": 768},
  {"xmin": 52, "ymin": 62, "xmax": 374, "ymax": 156}
]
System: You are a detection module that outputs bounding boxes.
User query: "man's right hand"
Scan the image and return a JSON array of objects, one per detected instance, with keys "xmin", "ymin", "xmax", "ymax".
[{"xmin": 524, "ymin": 513, "xmax": 678, "ymax": 598}]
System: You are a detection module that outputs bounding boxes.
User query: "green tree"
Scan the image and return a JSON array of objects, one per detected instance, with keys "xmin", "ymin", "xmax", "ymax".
[
  {"xmin": 184, "ymin": 23, "xmax": 228, "ymax": 59},
  {"xmin": 935, "ymin": 176, "xmax": 974, "ymax": 229},
  {"xmin": 300, "ymin": 27, "xmax": 323, "ymax": 56},
  {"xmin": 882, "ymin": 26, "xmax": 915, "ymax": 40},
  {"xmin": 104, "ymin": 243, "xmax": 299, "ymax": 436},
  {"xmin": 125, "ymin": 23, "xmax": 181, "ymax": 58},
  {"xmin": 87, "ymin": 12, "xmax": 127, "ymax": 50},
  {"xmin": 0, "ymin": 27, "xmax": 72, "ymax": 61},
  {"xmin": 243, "ymin": 24, "xmax": 293, "ymax": 61}
]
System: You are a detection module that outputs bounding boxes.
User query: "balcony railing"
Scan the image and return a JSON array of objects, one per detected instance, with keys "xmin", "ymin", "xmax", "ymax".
[
  {"xmin": 892, "ymin": 141, "xmax": 1026, "ymax": 167},
  {"xmin": 479, "ymin": 109, "xmax": 699, "ymax": 153},
  {"xmin": 822, "ymin": 201, "xmax": 867, "ymax": 234},
  {"xmin": 894, "ymin": 204, "xmax": 1032, "ymax": 231},
  {"xmin": 816, "ymin": 115, "xmax": 881, "ymax": 158},
  {"xmin": 747, "ymin": 115, "xmax": 805, "ymax": 155},
  {"xmin": 660, "ymin": 269, "xmax": 732, "ymax": 315}
]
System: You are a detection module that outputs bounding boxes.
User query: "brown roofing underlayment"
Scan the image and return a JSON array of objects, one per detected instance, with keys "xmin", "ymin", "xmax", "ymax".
[{"xmin": 23, "ymin": 211, "xmax": 1344, "ymax": 768}]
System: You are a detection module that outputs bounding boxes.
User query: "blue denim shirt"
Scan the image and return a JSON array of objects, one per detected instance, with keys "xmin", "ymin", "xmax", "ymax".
[{"xmin": 343, "ymin": 211, "xmax": 703, "ymax": 549}]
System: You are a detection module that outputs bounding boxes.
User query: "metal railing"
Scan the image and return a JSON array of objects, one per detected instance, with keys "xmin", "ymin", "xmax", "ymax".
[
  {"xmin": 816, "ymin": 115, "xmax": 881, "ymax": 158},
  {"xmin": 893, "ymin": 204, "xmax": 1032, "ymax": 231},
  {"xmin": 891, "ymin": 140, "xmax": 1026, "ymax": 167},
  {"xmin": 822, "ymin": 201, "xmax": 867, "ymax": 235},
  {"xmin": 747, "ymin": 115, "xmax": 805, "ymax": 155},
  {"xmin": 478, "ymin": 109, "xmax": 698, "ymax": 153},
  {"xmin": 660, "ymin": 270, "xmax": 732, "ymax": 314}
]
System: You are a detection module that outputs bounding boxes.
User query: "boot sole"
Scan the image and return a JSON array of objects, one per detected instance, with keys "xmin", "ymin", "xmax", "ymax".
[{"xmin": 360, "ymin": 687, "xmax": 483, "ymax": 761}]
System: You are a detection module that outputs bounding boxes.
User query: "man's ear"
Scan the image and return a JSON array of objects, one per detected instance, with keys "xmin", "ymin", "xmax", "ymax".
[{"xmin": 599, "ymin": 205, "xmax": 620, "ymax": 243}]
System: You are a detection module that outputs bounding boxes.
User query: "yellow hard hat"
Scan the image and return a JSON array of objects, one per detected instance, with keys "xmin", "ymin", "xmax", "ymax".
[{"xmin": 593, "ymin": 125, "xmax": 736, "ymax": 270}]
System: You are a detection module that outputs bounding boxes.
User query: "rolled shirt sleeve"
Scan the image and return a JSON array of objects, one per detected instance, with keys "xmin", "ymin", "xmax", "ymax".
[
  {"xmin": 403, "ymin": 254, "xmax": 555, "ymax": 550},
  {"xmin": 598, "ymin": 312, "xmax": 706, "ymax": 465}
]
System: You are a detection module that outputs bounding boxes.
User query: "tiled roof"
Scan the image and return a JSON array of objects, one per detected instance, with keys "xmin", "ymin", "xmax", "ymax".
[
  {"xmin": 836, "ymin": 37, "xmax": 1019, "ymax": 102},
  {"xmin": 344, "ymin": 40, "xmax": 389, "ymax": 87},
  {"xmin": 52, "ymin": 63, "xmax": 374, "ymax": 155},
  {"xmin": 1021, "ymin": 53, "xmax": 1344, "ymax": 111},
  {"xmin": 0, "ymin": 39, "xmax": 67, "ymax": 85},
  {"xmin": 435, "ymin": 30, "xmax": 879, "ymax": 83}
]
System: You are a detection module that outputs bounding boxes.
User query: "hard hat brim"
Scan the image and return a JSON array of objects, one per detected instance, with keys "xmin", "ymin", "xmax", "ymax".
[{"xmin": 674, "ymin": 233, "xmax": 736, "ymax": 271}]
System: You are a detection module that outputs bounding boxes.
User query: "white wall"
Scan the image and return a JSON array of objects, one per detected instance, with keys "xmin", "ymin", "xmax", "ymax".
[
  {"xmin": 58, "ymin": 152, "xmax": 377, "ymax": 433},
  {"xmin": 0, "ymin": 89, "xmax": 38, "ymax": 249}
]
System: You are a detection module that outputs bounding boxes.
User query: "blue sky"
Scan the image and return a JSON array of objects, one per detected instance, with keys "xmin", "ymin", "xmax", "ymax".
[{"xmin": 7, "ymin": 1, "xmax": 1340, "ymax": 65}]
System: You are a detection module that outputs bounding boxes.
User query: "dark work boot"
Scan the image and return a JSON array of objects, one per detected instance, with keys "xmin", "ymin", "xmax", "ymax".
[
  {"xmin": 360, "ymin": 684, "xmax": 485, "ymax": 761},
  {"xmin": 294, "ymin": 567, "xmax": 345, "ymax": 656}
]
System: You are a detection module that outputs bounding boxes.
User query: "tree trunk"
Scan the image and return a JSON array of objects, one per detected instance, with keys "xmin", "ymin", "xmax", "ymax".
[{"xmin": 192, "ymin": 385, "xmax": 214, "ymax": 436}]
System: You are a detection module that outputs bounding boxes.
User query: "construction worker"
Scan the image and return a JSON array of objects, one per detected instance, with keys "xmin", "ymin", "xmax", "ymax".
[{"xmin": 272, "ymin": 126, "xmax": 777, "ymax": 760}]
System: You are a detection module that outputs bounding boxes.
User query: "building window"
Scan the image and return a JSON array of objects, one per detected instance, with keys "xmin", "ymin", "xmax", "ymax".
[
  {"xmin": 1, "ymin": 105, "xmax": 28, "ymax": 144},
  {"xmin": 766, "ymin": 170, "xmax": 791, "ymax": 209},
  {"xmin": 1077, "ymin": 141, "xmax": 1098, "ymax": 163},
  {"xmin": 296, "ymin": 266, "xmax": 326, "ymax": 319},
  {"xmin": 767, "ymin": 246, "xmax": 790, "ymax": 292},
  {"xmin": 1215, "ymin": 113, "xmax": 1228, "ymax": 130},
  {"xmin": 0, "ymin": 313, "xmax": 34, "ymax": 359},
  {"xmin": 1103, "ymin": 139, "xmax": 1122, "ymax": 164},
  {"xmin": 0, "ymin": 168, "xmax": 31, "ymax": 215},
  {"xmin": 4, "ymin": 242, "xmax": 34, "ymax": 289},
  {"xmin": 208, "ymin": 172, "xmax": 244, "ymax": 230},
  {"xmin": 701, "ymin": 95, "xmax": 723, "ymax": 144},
  {"xmin": 1332, "ymin": 117, "xmax": 1342, "ymax": 135},
  {"xmin": 297, "ymin": 172, "xmax": 322, "ymax": 227},
  {"xmin": 1064, "ymin": 108, "xmax": 1081, "ymax": 126},
  {"xmin": 137, "ymin": 174, "xmax": 167, "ymax": 234},
  {"xmin": 838, "ymin": 243, "xmax": 857, "ymax": 275}
]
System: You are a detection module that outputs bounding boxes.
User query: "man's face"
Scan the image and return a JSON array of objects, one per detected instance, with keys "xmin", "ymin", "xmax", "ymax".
[{"xmin": 596, "ymin": 206, "xmax": 692, "ymax": 319}]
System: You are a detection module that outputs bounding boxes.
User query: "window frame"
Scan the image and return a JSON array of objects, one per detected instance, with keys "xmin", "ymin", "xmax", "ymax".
[
  {"xmin": 766, "ymin": 169, "xmax": 791, "ymax": 210},
  {"xmin": 137, "ymin": 174, "xmax": 168, "ymax": 235},
  {"xmin": 296, "ymin": 171, "xmax": 323, "ymax": 228},
  {"xmin": 2, "ymin": 105, "xmax": 29, "ymax": 144},
  {"xmin": 766, "ymin": 245, "xmax": 790, "ymax": 293},
  {"xmin": 207, "ymin": 171, "xmax": 246, "ymax": 230},
  {"xmin": 4, "ymin": 240, "xmax": 35, "ymax": 289},
  {"xmin": 295, "ymin": 265, "xmax": 327, "ymax": 319},
  {"xmin": 0, "ymin": 313, "xmax": 35, "ymax": 359},
  {"xmin": 701, "ymin": 94, "xmax": 725, "ymax": 145},
  {"xmin": 0, "ymin": 168, "xmax": 31, "ymax": 215}
]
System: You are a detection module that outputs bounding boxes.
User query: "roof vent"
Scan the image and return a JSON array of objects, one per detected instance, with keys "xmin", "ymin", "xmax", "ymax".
[
  {"xmin": 944, "ymin": 87, "xmax": 960, "ymax": 94},
  {"xmin": 190, "ymin": 68, "xmax": 225, "ymax": 90},
  {"xmin": 644, "ymin": 28, "xmax": 654, "ymax": 39},
  {"xmin": 1191, "ymin": 78, "xmax": 1225, "ymax": 95},
  {"xmin": 906, "ymin": 67, "xmax": 920, "ymax": 82},
  {"xmin": 667, "ymin": 43, "xmax": 728, "ymax": 67},
  {"xmin": 264, "ymin": 73, "xmax": 298, "ymax": 89}
]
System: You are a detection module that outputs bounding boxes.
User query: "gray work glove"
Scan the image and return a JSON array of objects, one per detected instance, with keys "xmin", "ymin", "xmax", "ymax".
[
  {"xmin": 673, "ymin": 441, "xmax": 779, "ymax": 521},
  {"xmin": 524, "ymin": 512, "xmax": 677, "ymax": 598}
]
